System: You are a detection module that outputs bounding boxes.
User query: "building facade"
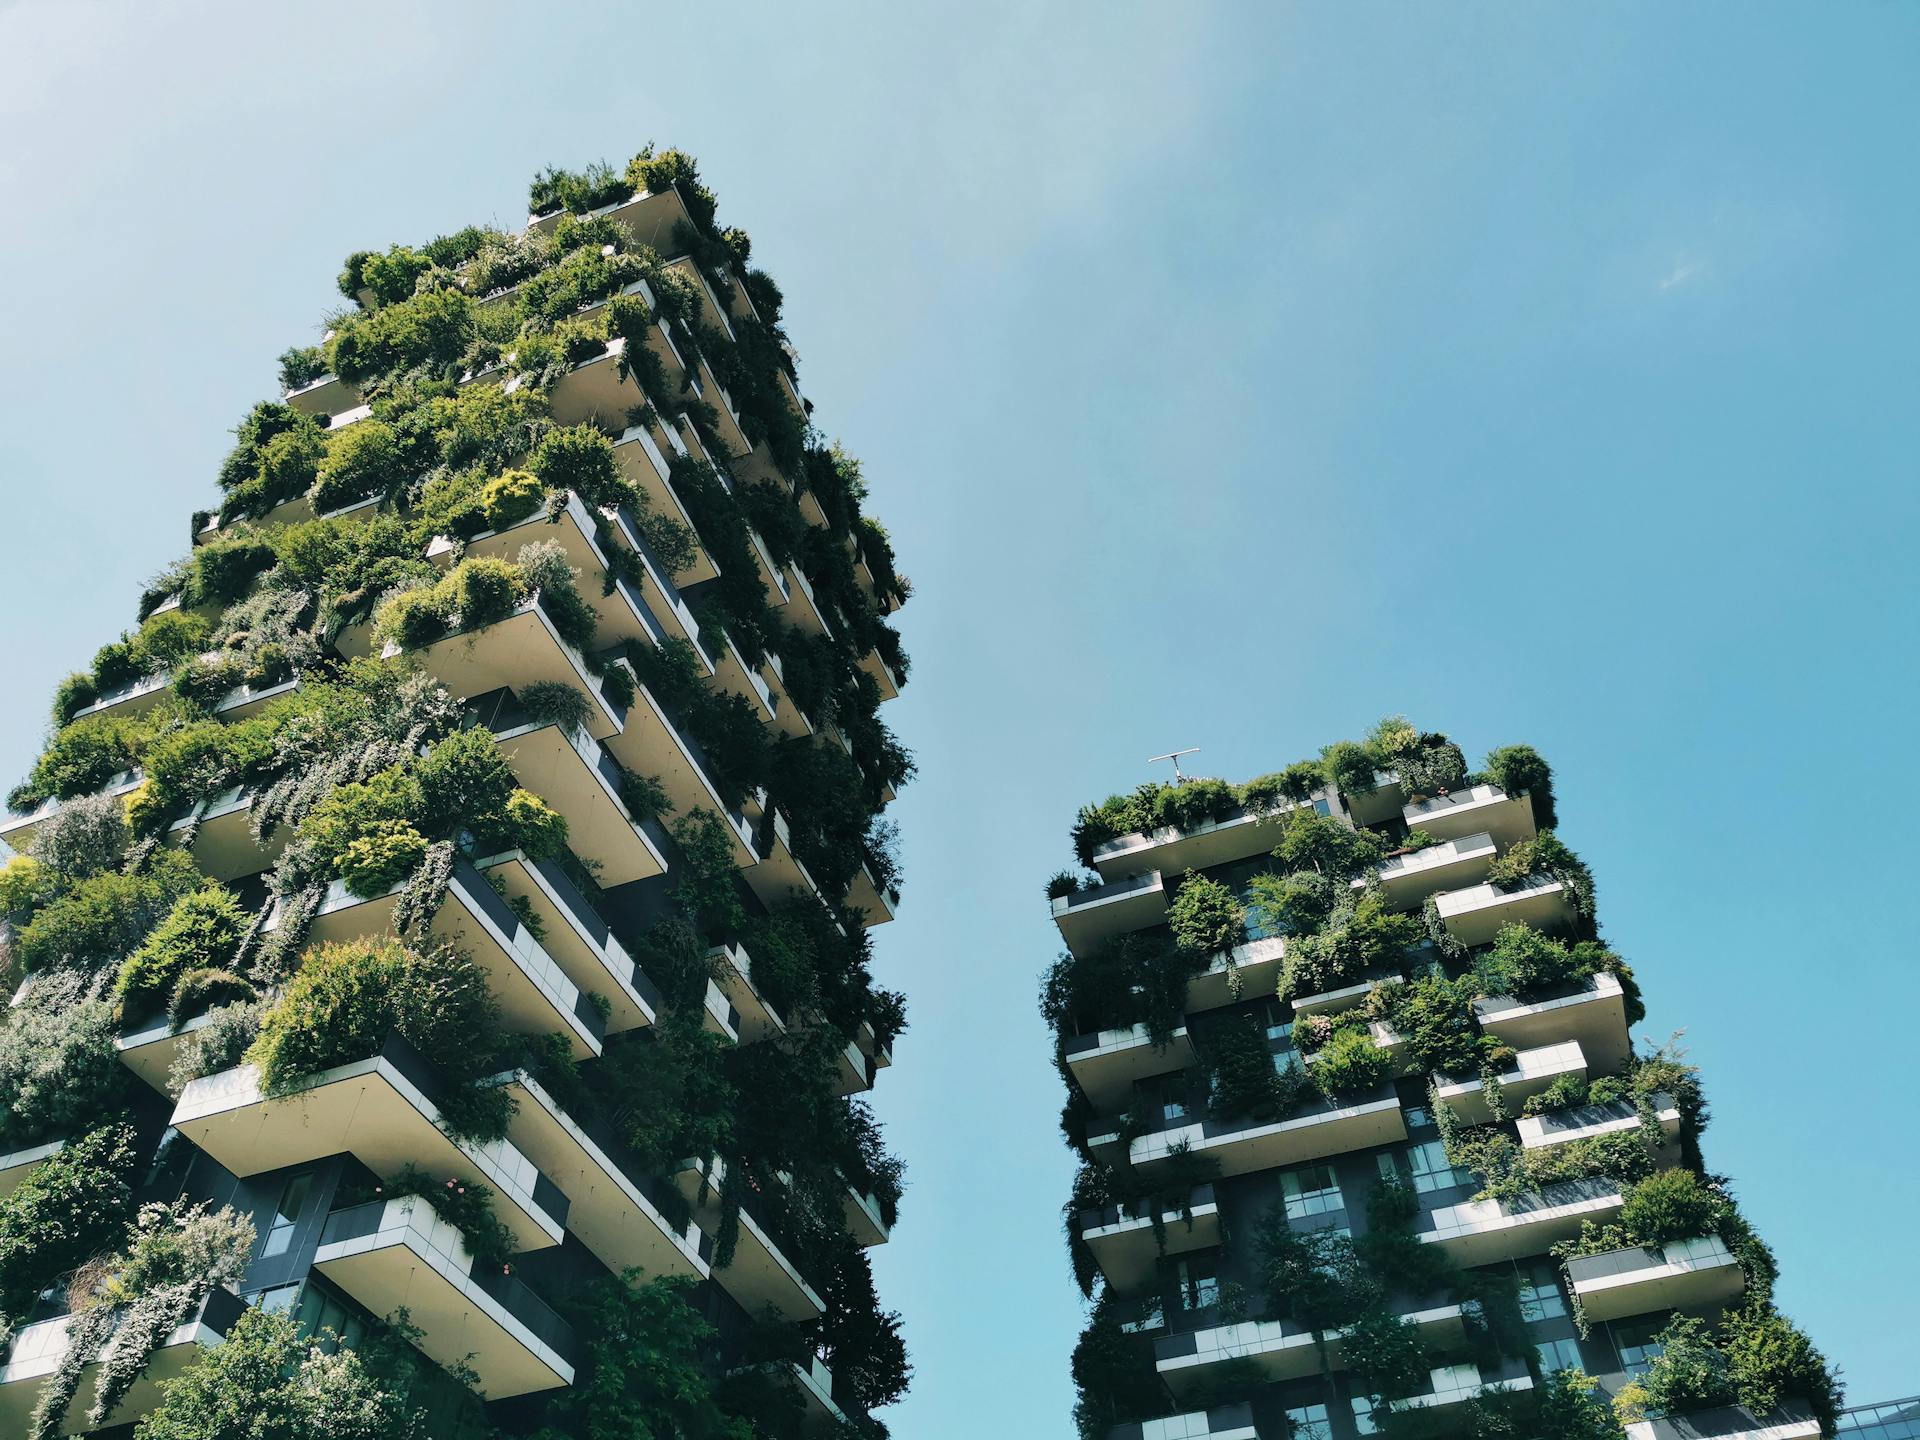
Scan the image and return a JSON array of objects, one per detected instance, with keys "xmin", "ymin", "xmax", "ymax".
[
  {"xmin": 0, "ymin": 149, "xmax": 911, "ymax": 1437},
  {"xmin": 1044, "ymin": 722, "xmax": 1838, "ymax": 1440}
]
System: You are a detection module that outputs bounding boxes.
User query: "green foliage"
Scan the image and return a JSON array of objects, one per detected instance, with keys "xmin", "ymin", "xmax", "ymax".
[
  {"xmin": 1070, "ymin": 1294, "xmax": 1161, "ymax": 1440},
  {"xmin": 277, "ymin": 345, "xmax": 328, "ymax": 392},
  {"xmin": 520, "ymin": 678, "xmax": 594, "ymax": 737},
  {"xmin": 1372, "ymin": 973, "xmax": 1502, "ymax": 1077},
  {"xmin": 1253, "ymin": 1207, "xmax": 1372, "ymax": 1329},
  {"xmin": 338, "ymin": 819, "xmax": 429, "ymax": 897},
  {"xmin": 1279, "ymin": 889, "xmax": 1424, "ymax": 1001},
  {"xmin": 27, "ymin": 789, "xmax": 128, "ymax": 878},
  {"xmin": 247, "ymin": 939, "xmax": 510, "ymax": 1140},
  {"xmin": 385, "ymin": 1165, "xmax": 515, "ymax": 1270},
  {"xmin": 1616, "ymin": 1166, "xmax": 1723, "ymax": 1245},
  {"xmin": 1274, "ymin": 809, "xmax": 1386, "ymax": 878},
  {"xmin": 14, "ymin": 850, "xmax": 203, "ymax": 974},
  {"xmin": 0, "ymin": 1124, "xmax": 137, "ymax": 1323},
  {"xmin": 1321, "ymin": 738, "xmax": 1379, "ymax": 794},
  {"xmin": 504, "ymin": 787, "xmax": 570, "ymax": 858},
  {"xmin": 0, "ymin": 974, "xmax": 125, "ymax": 1150},
  {"xmin": 1167, "ymin": 870, "xmax": 1244, "ymax": 956},
  {"xmin": 133, "ymin": 1303, "xmax": 428, "ymax": 1440},
  {"xmin": 373, "ymin": 554, "xmax": 529, "ymax": 650},
  {"xmin": 1342, "ymin": 1309, "xmax": 1432, "ymax": 1400},
  {"xmin": 481, "ymin": 468, "xmax": 545, "ymax": 530},
  {"xmin": 116, "ymin": 884, "xmax": 246, "ymax": 1017},
  {"xmin": 1197, "ymin": 1012, "xmax": 1307, "ymax": 1122},
  {"xmin": 327, "ymin": 287, "xmax": 472, "ymax": 385},
  {"xmin": 185, "ymin": 533, "xmax": 278, "ymax": 607},
  {"xmin": 1722, "ymin": 1303, "xmax": 1842, "ymax": 1432},
  {"xmin": 1045, "ymin": 869, "xmax": 1085, "ymax": 901},
  {"xmin": 527, "ymin": 159, "xmax": 634, "ymax": 217},
  {"xmin": 1311, "ymin": 1022, "xmax": 1393, "ymax": 1098},
  {"xmin": 1484, "ymin": 742, "xmax": 1558, "ymax": 829},
  {"xmin": 311, "ymin": 420, "xmax": 407, "ymax": 513}
]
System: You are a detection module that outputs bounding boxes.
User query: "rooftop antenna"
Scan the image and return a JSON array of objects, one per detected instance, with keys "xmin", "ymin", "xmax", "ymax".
[{"xmin": 1148, "ymin": 747, "xmax": 1201, "ymax": 783}]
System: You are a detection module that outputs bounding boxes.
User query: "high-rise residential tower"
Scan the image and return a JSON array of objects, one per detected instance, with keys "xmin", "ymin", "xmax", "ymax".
[
  {"xmin": 1043, "ymin": 721, "xmax": 1838, "ymax": 1440},
  {"xmin": 0, "ymin": 149, "xmax": 911, "ymax": 1438}
]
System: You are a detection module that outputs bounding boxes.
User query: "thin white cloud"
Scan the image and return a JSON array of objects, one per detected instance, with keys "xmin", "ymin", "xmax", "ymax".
[{"xmin": 1659, "ymin": 256, "xmax": 1708, "ymax": 291}]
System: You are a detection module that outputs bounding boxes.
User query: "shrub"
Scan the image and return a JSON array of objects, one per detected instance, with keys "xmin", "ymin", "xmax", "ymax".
[
  {"xmin": 386, "ymin": 1165, "xmax": 515, "ymax": 1270},
  {"xmin": 0, "ymin": 973, "xmax": 124, "ymax": 1150},
  {"xmin": 1312, "ymin": 1024, "xmax": 1392, "ymax": 1098},
  {"xmin": 168, "ymin": 967, "xmax": 257, "ymax": 1027},
  {"xmin": 0, "ymin": 1123, "xmax": 138, "ymax": 1321},
  {"xmin": 348, "ymin": 244, "xmax": 432, "ymax": 307},
  {"xmin": 1373, "ymin": 973, "xmax": 1493, "ymax": 1077},
  {"xmin": 1248, "ymin": 867, "xmax": 1334, "ymax": 938},
  {"xmin": 311, "ymin": 420, "xmax": 407, "ymax": 513},
  {"xmin": 326, "ymin": 287, "xmax": 472, "ymax": 384},
  {"xmin": 1238, "ymin": 760, "xmax": 1322, "ymax": 811},
  {"xmin": 0, "ymin": 855, "xmax": 52, "ymax": 924},
  {"xmin": 1341, "ymin": 1310, "xmax": 1431, "ymax": 1401},
  {"xmin": 339, "ymin": 819, "xmax": 430, "ymax": 898},
  {"xmin": 1472, "ymin": 923, "xmax": 1583, "ymax": 997},
  {"xmin": 413, "ymin": 726, "xmax": 513, "ymax": 836},
  {"xmin": 617, "ymin": 770, "xmax": 668, "ymax": 823},
  {"xmin": 1618, "ymin": 1167, "xmax": 1723, "ymax": 1245},
  {"xmin": 50, "ymin": 671, "xmax": 97, "ymax": 724},
  {"xmin": 481, "ymin": 469, "xmax": 545, "ymax": 530},
  {"xmin": 1320, "ymin": 739, "xmax": 1379, "ymax": 794},
  {"xmin": 503, "ymin": 788, "xmax": 569, "ymax": 858},
  {"xmin": 1630, "ymin": 1315, "xmax": 1736, "ymax": 1417},
  {"xmin": 277, "ymin": 345, "xmax": 327, "ymax": 392},
  {"xmin": 1484, "ymin": 743, "xmax": 1557, "ymax": 829},
  {"xmin": 1722, "ymin": 1303, "xmax": 1841, "ymax": 1427},
  {"xmin": 248, "ymin": 939, "xmax": 507, "ymax": 1137},
  {"xmin": 14, "ymin": 853, "xmax": 203, "ymax": 974},
  {"xmin": 519, "ymin": 679, "xmax": 593, "ymax": 737},
  {"xmin": 1167, "ymin": 871, "xmax": 1244, "ymax": 956},
  {"xmin": 528, "ymin": 424, "xmax": 624, "ymax": 508},
  {"xmin": 130, "ymin": 609, "xmax": 211, "ymax": 672},
  {"xmin": 1045, "ymin": 870, "xmax": 1085, "ymax": 901},
  {"xmin": 298, "ymin": 766, "xmax": 423, "ymax": 875},
  {"xmin": 1273, "ymin": 809, "xmax": 1385, "ymax": 879},
  {"xmin": 27, "ymin": 789, "xmax": 128, "ymax": 879},
  {"xmin": 185, "ymin": 534, "xmax": 277, "ymax": 606},
  {"xmin": 116, "ymin": 885, "xmax": 247, "ymax": 1017}
]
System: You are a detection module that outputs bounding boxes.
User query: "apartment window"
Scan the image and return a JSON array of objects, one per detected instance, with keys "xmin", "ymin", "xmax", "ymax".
[
  {"xmin": 1351, "ymin": 1396, "xmax": 1382, "ymax": 1435},
  {"xmin": 1120, "ymin": 1298, "xmax": 1164, "ymax": 1335},
  {"xmin": 1175, "ymin": 1258, "xmax": 1219, "ymax": 1312},
  {"xmin": 1375, "ymin": 1152, "xmax": 1403, "ymax": 1184},
  {"xmin": 1159, "ymin": 1075, "xmax": 1189, "ymax": 1124},
  {"xmin": 1285, "ymin": 1404, "xmax": 1332, "ymax": 1440},
  {"xmin": 1613, "ymin": 1318, "xmax": 1667, "ymax": 1379},
  {"xmin": 1261, "ymin": 1001, "xmax": 1292, "ymax": 1042},
  {"xmin": 1281, "ymin": 1164, "xmax": 1344, "ymax": 1219},
  {"xmin": 1407, "ymin": 1140, "xmax": 1472, "ymax": 1194},
  {"xmin": 1403, "ymin": 1104, "xmax": 1435, "ymax": 1132},
  {"xmin": 1536, "ymin": 1338, "xmax": 1584, "ymax": 1374},
  {"xmin": 259, "ymin": 1173, "xmax": 314, "ymax": 1258},
  {"xmin": 1518, "ymin": 1265, "xmax": 1567, "ymax": 1321}
]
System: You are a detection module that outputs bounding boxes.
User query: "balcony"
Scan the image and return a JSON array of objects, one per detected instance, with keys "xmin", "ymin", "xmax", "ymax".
[
  {"xmin": 594, "ymin": 685, "xmax": 755, "ymax": 869},
  {"xmin": 1384, "ymin": 1360, "xmax": 1534, "ymax": 1415},
  {"xmin": 172, "ymin": 1033, "xmax": 570, "ymax": 1252},
  {"xmin": 315, "ymin": 1196, "xmax": 574, "ymax": 1399},
  {"xmin": 489, "ymin": 1069, "xmax": 712, "ymax": 1282},
  {"xmin": 118, "ymin": 1004, "xmax": 231, "ymax": 1097},
  {"xmin": 475, "ymin": 848, "xmax": 660, "ymax": 1034},
  {"xmin": 1093, "ymin": 1089, "xmax": 1406, "ymax": 1181},
  {"xmin": 832, "ymin": 1031, "xmax": 880, "ymax": 1097},
  {"xmin": 436, "ymin": 490, "xmax": 674, "ymax": 653},
  {"xmin": 858, "ymin": 646, "xmax": 904, "ymax": 703},
  {"xmin": 743, "ymin": 808, "xmax": 829, "ymax": 913},
  {"xmin": 1077, "ymin": 1185, "xmax": 1219, "ymax": 1288},
  {"xmin": 847, "ymin": 860, "xmax": 899, "ymax": 927},
  {"xmin": 673, "ymin": 1157, "xmax": 825, "ymax": 1324},
  {"xmin": 1343, "ymin": 773, "xmax": 1408, "ymax": 826},
  {"xmin": 526, "ymin": 184, "xmax": 694, "ymax": 250},
  {"xmin": 1106, "ymin": 1403, "xmax": 1258, "ymax": 1440},
  {"xmin": 708, "ymin": 939, "xmax": 789, "ymax": 1043},
  {"xmin": 1417, "ymin": 1177, "xmax": 1624, "ymax": 1265},
  {"xmin": 778, "ymin": 563, "xmax": 835, "ymax": 640},
  {"xmin": 843, "ymin": 1183, "xmax": 892, "ymax": 1248},
  {"xmin": 193, "ymin": 486, "xmax": 380, "ymax": 548},
  {"xmin": 1052, "ymin": 871, "xmax": 1168, "ymax": 954},
  {"xmin": 1567, "ymin": 1235, "xmax": 1745, "ymax": 1322},
  {"xmin": 1518, "ymin": 1093, "xmax": 1681, "ymax": 1154},
  {"xmin": 165, "ymin": 786, "xmax": 285, "ymax": 881},
  {"xmin": 702, "ymin": 978, "xmax": 742, "ymax": 1042},
  {"xmin": 66, "ymin": 668, "xmax": 172, "ymax": 724},
  {"xmin": 212, "ymin": 671, "xmax": 300, "ymax": 720},
  {"xmin": 1621, "ymin": 1401, "xmax": 1822, "ymax": 1440},
  {"xmin": 1291, "ymin": 971, "xmax": 1403, "ymax": 1017},
  {"xmin": 0, "ymin": 1287, "xmax": 245, "ymax": 1434},
  {"xmin": 1064, "ymin": 1023, "xmax": 1194, "ymax": 1110},
  {"xmin": 610, "ymin": 424, "xmax": 717, "ymax": 585},
  {"xmin": 1, "ymin": 769, "xmax": 143, "ymax": 856},
  {"xmin": 606, "ymin": 502, "xmax": 716, "ymax": 661},
  {"xmin": 288, "ymin": 858, "xmax": 603, "ymax": 1058},
  {"xmin": 283, "ymin": 369, "xmax": 359, "ymax": 417},
  {"xmin": 1186, "ymin": 934, "xmax": 1287, "ymax": 1015},
  {"xmin": 1367, "ymin": 832, "xmax": 1498, "ymax": 908},
  {"xmin": 0, "ymin": 1138, "xmax": 63, "ymax": 1200},
  {"xmin": 469, "ymin": 695, "xmax": 670, "ymax": 886},
  {"xmin": 1433, "ymin": 1041, "xmax": 1587, "ymax": 1124},
  {"xmin": 1431, "ymin": 876, "xmax": 1575, "ymax": 947},
  {"xmin": 392, "ymin": 590, "xmax": 625, "ymax": 741},
  {"xmin": 1402, "ymin": 784, "xmax": 1537, "ymax": 849},
  {"xmin": 1473, "ymin": 971, "xmax": 1633, "ymax": 1075},
  {"xmin": 1089, "ymin": 798, "xmax": 1332, "ymax": 882},
  {"xmin": 1156, "ymin": 1301, "xmax": 1465, "ymax": 1399}
]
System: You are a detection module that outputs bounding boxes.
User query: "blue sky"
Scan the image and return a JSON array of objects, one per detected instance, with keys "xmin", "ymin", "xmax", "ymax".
[{"xmin": 3, "ymin": 2, "xmax": 1917, "ymax": 1431}]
